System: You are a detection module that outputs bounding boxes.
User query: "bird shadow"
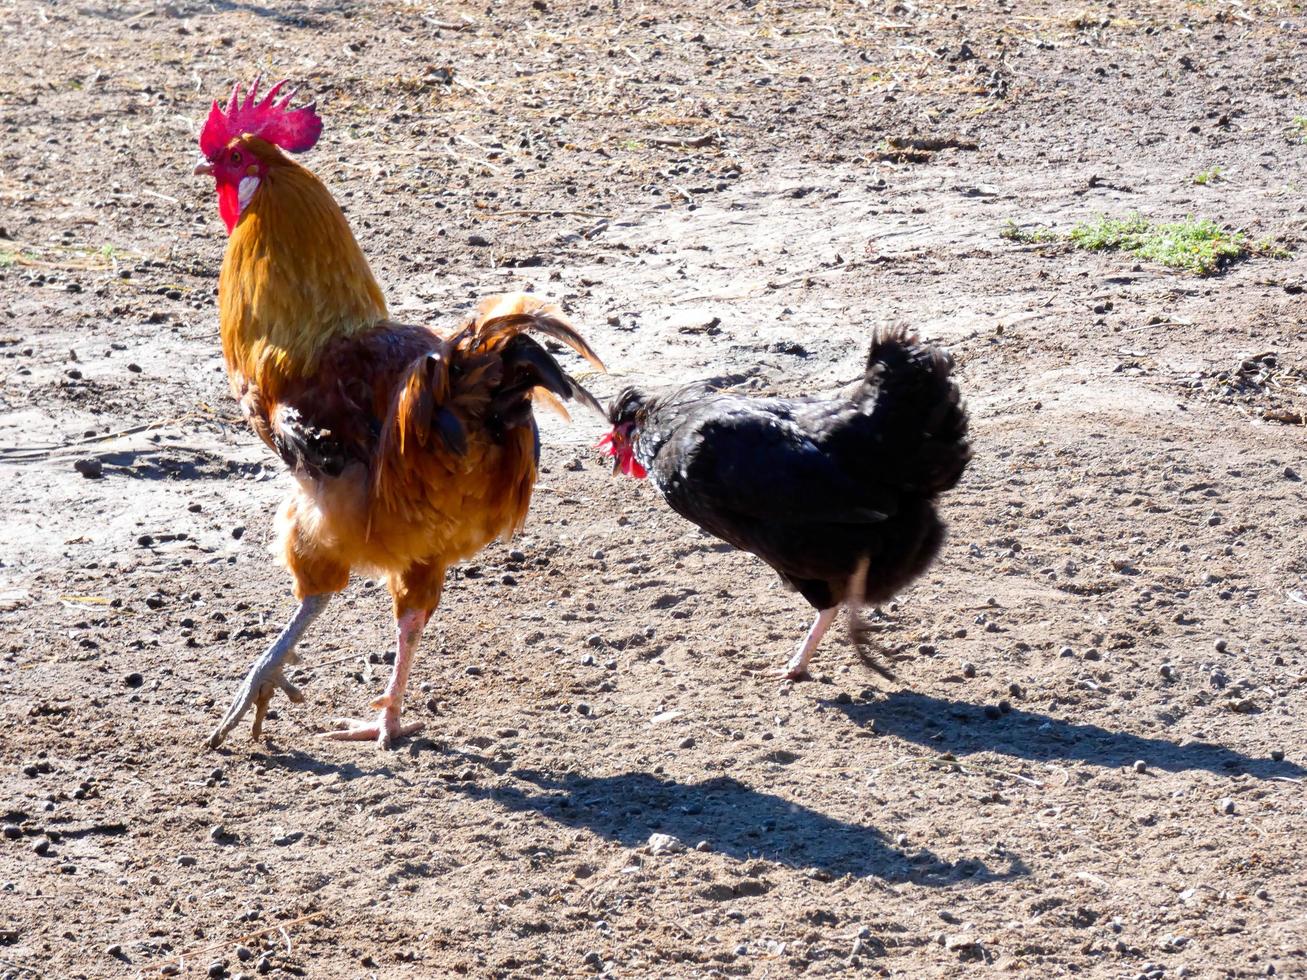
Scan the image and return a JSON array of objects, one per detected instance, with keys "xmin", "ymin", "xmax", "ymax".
[
  {"xmin": 445, "ymin": 767, "xmax": 1027, "ymax": 886},
  {"xmin": 826, "ymin": 691, "xmax": 1304, "ymax": 780},
  {"xmin": 255, "ymin": 747, "xmax": 398, "ymax": 783}
]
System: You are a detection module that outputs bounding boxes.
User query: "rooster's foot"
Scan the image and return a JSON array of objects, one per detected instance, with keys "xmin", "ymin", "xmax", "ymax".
[
  {"xmin": 207, "ymin": 594, "xmax": 330, "ymax": 749},
  {"xmin": 209, "ymin": 663, "xmax": 304, "ymax": 749},
  {"xmin": 321, "ymin": 698, "xmax": 422, "ymax": 748}
]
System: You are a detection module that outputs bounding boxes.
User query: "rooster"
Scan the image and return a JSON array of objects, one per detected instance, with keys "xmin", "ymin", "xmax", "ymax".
[
  {"xmin": 602, "ymin": 329, "xmax": 968, "ymax": 680},
  {"xmin": 196, "ymin": 79, "xmax": 604, "ymax": 749}
]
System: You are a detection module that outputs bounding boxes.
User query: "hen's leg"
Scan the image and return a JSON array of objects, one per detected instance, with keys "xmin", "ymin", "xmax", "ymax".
[
  {"xmin": 323, "ymin": 609, "xmax": 427, "ymax": 748},
  {"xmin": 782, "ymin": 607, "xmax": 838, "ymax": 681},
  {"xmin": 845, "ymin": 556, "xmax": 902, "ymax": 681},
  {"xmin": 208, "ymin": 593, "xmax": 331, "ymax": 749}
]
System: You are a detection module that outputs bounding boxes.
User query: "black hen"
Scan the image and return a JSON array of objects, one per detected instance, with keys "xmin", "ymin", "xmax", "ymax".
[{"xmin": 602, "ymin": 327, "xmax": 970, "ymax": 680}]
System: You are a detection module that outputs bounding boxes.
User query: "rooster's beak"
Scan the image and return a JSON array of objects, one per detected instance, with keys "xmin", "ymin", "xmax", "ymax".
[{"xmin": 193, "ymin": 160, "xmax": 214, "ymax": 177}]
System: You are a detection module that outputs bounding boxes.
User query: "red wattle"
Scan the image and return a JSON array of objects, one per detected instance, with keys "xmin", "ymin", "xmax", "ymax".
[{"xmin": 216, "ymin": 181, "xmax": 241, "ymax": 234}]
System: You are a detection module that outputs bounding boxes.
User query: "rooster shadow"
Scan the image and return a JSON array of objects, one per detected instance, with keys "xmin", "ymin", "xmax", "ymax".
[
  {"xmin": 827, "ymin": 690, "xmax": 1304, "ymax": 780},
  {"xmin": 446, "ymin": 767, "xmax": 1027, "ymax": 885}
]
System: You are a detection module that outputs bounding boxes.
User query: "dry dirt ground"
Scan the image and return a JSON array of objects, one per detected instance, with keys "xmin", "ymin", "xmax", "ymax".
[{"xmin": 2, "ymin": 1, "xmax": 1306, "ymax": 977}]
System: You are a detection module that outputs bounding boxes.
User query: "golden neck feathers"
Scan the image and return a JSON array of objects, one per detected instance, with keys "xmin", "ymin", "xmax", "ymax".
[{"xmin": 217, "ymin": 143, "xmax": 387, "ymax": 395}]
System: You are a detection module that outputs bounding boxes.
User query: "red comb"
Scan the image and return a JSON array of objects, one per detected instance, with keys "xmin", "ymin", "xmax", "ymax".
[{"xmin": 199, "ymin": 76, "xmax": 323, "ymax": 160}]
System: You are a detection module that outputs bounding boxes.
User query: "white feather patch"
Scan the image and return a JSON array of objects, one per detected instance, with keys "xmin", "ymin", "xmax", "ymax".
[{"xmin": 237, "ymin": 175, "xmax": 260, "ymax": 213}]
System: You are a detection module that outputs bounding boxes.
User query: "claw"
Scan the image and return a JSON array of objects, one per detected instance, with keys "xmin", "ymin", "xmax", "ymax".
[
  {"xmin": 320, "ymin": 713, "xmax": 422, "ymax": 748},
  {"xmin": 206, "ymin": 594, "xmax": 329, "ymax": 749}
]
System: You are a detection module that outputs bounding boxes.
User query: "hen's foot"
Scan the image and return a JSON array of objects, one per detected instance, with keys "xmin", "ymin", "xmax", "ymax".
[
  {"xmin": 781, "ymin": 661, "xmax": 814, "ymax": 682},
  {"xmin": 854, "ymin": 643, "xmax": 910, "ymax": 682}
]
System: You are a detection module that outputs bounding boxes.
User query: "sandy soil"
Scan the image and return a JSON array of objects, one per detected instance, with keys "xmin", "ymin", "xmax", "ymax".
[{"xmin": 1, "ymin": 1, "xmax": 1305, "ymax": 977}]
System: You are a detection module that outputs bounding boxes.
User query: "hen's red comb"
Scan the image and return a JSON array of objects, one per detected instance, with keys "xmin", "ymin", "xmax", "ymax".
[{"xmin": 198, "ymin": 76, "xmax": 323, "ymax": 160}]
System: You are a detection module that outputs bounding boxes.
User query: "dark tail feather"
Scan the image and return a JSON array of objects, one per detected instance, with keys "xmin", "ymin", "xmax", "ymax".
[
  {"xmin": 494, "ymin": 334, "xmax": 605, "ymax": 420},
  {"xmin": 379, "ymin": 297, "xmax": 604, "ymax": 488},
  {"xmin": 863, "ymin": 326, "xmax": 970, "ymax": 496},
  {"xmin": 473, "ymin": 309, "xmax": 606, "ymax": 372}
]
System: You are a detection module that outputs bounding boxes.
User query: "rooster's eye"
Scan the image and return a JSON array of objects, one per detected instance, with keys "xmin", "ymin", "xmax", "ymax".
[{"xmin": 231, "ymin": 151, "xmax": 242, "ymax": 165}]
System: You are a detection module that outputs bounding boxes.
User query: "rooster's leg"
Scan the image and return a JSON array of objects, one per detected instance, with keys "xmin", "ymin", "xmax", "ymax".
[
  {"xmin": 323, "ymin": 608, "xmax": 426, "ymax": 748},
  {"xmin": 208, "ymin": 593, "xmax": 331, "ymax": 749},
  {"xmin": 782, "ymin": 607, "xmax": 838, "ymax": 682}
]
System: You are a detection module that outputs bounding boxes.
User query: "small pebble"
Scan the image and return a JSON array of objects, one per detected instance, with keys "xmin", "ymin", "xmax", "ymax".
[
  {"xmin": 1160, "ymin": 664, "xmax": 1174, "ymax": 680},
  {"xmin": 1270, "ymin": 749, "xmax": 1285, "ymax": 762},
  {"xmin": 1218, "ymin": 798, "xmax": 1236, "ymax": 815},
  {"xmin": 208, "ymin": 961, "xmax": 227, "ymax": 979},
  {"xmin": 1256, "ymin": 888, "xmax": 1270, "ymax": 900},
  {"xmin": 1133, "ymin": 760, "xmax": 1147, "ymax": 774},
  {"xmin": 124, "ymin": 672, "xmax": 144, "ymax": 688},
  {"xmin": 961, "ymin": 661, "xmax": 976, "ymax": 678},
  {"xmin": 1008, "ymin": 682, "xmax": 1023, "ymax": 697},
  {"xmin": 464, "ymin": 665, "xmax": 483, "ymax": 676},
  {"xmin": 1215, "ymin": 638, "xmax": 1228, "ymax": 652},
  {"xmin": 178, "ymin": 854, "xmax": 198, "ymax": 867},
  {"xmin": 576, "ymin": 702, "xmax": 591, "ymax": 716},
  {"xmin": 1, "ymin": 824, "xmax": 20, "ymax": 840},
  {"xmin": 591, "ymin": 548, "xmax": 605, "ymax": 560},
  {"xmin": 231, "ymin": 525, "xmax": 246, "ymax": 539},
  {"xmin": 679, "ymin": 736, "xmax": 696, "ymax": 749},
  {"xmin": 983, "ymin": 705, "xmax": 1001, "ymax": 720},
  {"xmin": 73, "ymin": 458, "xmax": 103, "ymax": 479},
  {"xmin": 32, "ymin": 839, "xmax": 49, "ymax": 856},
  {"xmin": 209, "ymin": 824, "xmax": 228, "ymax": 842},
  {"xmin": 1058, "ymin": 646, "xmax": 1074, "ymax": 658},
  {"xmin": 695, "ymin": 840, "xmax": 712, "ymax": 852},
  {"xmin": 106, "ymin": 944, "xmax": 123, "ymax": 957}
]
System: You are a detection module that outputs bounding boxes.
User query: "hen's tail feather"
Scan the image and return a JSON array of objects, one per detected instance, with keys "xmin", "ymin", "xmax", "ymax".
[{"xmin": 861, "ymin": 326, "xmax": 970, "ymax": 497}]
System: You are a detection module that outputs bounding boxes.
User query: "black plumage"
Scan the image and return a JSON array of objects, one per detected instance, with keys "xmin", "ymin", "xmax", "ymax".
[{"xmin": 606, "ymin": 327, "xmax": 970, "ymax": 679}]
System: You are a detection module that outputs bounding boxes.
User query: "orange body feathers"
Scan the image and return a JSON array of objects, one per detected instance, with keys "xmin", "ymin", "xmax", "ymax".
[{"xmin": 215, "ymin": 138, "xmax": 602, "ymax": 616}]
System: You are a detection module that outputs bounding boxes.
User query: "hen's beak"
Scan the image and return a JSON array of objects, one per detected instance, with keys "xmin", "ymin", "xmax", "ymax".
[{"xmin": 193, "ymin": 159, "xmax": 214, "ymax": 177}]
